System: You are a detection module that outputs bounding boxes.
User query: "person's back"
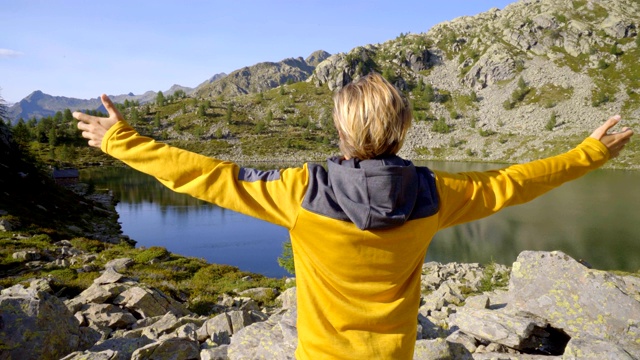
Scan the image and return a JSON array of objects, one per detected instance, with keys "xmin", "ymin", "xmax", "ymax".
[{"xmin": 291, "ymin": 155, "xmax": 439, "ymax": 358}]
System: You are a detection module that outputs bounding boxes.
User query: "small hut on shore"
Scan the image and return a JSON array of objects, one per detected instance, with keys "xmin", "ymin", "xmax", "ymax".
[{"xmin": 52, "ymin": 168, "xmax": 79, "ymax": 186}]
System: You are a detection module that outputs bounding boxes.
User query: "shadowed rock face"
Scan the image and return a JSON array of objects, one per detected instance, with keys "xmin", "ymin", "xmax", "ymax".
[{"xmin": 508, "ymin": 250, "xmax": 640, "ymax": 352}]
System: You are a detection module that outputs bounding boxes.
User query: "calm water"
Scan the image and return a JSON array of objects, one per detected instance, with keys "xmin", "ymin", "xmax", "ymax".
[{"xmin": 81, "ymin": 162, "xmax": 640, "ymax": 277}]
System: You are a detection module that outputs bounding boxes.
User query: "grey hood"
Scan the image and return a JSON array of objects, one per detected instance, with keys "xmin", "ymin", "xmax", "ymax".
[{"xmin": 302, "ymin": 155, "xmax": 439, "ymax": 230}]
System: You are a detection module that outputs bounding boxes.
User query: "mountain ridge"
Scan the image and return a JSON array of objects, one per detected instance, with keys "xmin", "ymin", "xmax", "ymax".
[
  {"xmin": 6, "ymin": 48, "xmax": 331, "ymax": 123},
  {"xmin": 6, "ymin": 74, "xmax": 227, "ymax": 123},
  {"xmin": 4, "ymin": 0, "xmax": 640, "ymax": 167}
]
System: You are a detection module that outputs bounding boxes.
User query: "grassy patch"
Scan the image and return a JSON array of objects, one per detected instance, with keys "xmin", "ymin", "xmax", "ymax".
[
  {"xmin": 134, "ymin": 246, "xmax": 170, "ymax": 264},
  {"xmin": 524, "ymin": 84, "xmax": 574, "ymax": 108},
  {"xmin": 70, "ymin": 237, "xmax": 106, "ymax": 253},
  {"xmin": 477, "ymin": 262, "xmax": 509, "ymax": 293},
  {"xmin": 0, "ymin": 232, "xmax": 286, "ymax": 316},
  {"xmin": 414, "ymin": 146, "xmax": 450, "ymax": 160}
]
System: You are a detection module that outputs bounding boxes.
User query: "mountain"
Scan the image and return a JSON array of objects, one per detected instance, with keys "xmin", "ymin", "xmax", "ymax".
[
  {"xmin": 306, "ymin": 0, "xmax": 639, "ymax": 164},
  {"xmin": 195, "ymin": 72, "xmax": 228, "ymax": 88},
  {"xmin": 8, "ymin": 91, "xmax": 102, "ymax": 123},
  {"xmin": 194, "ymin": 50, "xmax": 331, "ymax": 98},
  {"xmin": 6, "ymin": 84, "xmax": 201, "ymax": 123},
  {"xmin": 5, "ymin": 0, "xmax": 640, "ymax": 167}
]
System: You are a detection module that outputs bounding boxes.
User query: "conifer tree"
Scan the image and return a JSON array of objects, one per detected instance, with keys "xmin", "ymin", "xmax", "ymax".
[
  {"xmin": 0, "ymin": 90, "xmax": 8, "ymax": 124},
  {"xmin": 156, "ymin": 91, "xmax": 165, "ymax": 107}
]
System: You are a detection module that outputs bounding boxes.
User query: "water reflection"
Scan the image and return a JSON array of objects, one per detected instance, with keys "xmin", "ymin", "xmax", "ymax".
[
  {"xmin": 419, "ymin": 161, "xmax": 640, "ymax": 272},
  {"xmin": 82, "ymin": 162, "xmax": 640, "ymax": 274}
]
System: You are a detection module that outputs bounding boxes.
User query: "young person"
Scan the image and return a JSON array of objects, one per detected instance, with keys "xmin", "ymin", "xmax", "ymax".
[{"xmin": 75, "ymin": 73, "xmax": 632, "ymax": 359}]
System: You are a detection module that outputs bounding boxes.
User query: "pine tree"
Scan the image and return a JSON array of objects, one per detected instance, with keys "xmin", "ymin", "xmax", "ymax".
[
  {"xmin": 226, "ymin": 103, "xmax": 234, "ymax": 124},
  {"xmin": 0, "ymin": 92, "xmax": 7, "ymax": 123},
  {"xmin": 156, "ymin": 91, "xmax": 165, "ymax": 107},
  {"xmin": 197, "ymin": 104, "xmax": 206, "ymax": 117},
  {"xmin": 12, "ymin": 119, "xmax": 32, "ymax": 146},
  {"xmin": 266, "ymin": 110, "xmax": 273, "ymax": 124},
  {"xmin": 424, "ymin": 84, "xmax": 435, "ymax": 103},
  {"xmin": 130, "ymin": 108, "xmax": 139, "ymax": 125}
]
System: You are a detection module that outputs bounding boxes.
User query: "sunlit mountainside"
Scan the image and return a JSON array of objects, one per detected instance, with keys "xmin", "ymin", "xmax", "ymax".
[{"xmin": 6, "ymin": 0, "xmax": 640, "ymax": 167}]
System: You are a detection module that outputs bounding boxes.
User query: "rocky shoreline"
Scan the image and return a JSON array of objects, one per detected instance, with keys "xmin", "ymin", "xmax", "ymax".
[{"xmin": 1, "ymin": 241, "xmax": 638, "ymax": 359}]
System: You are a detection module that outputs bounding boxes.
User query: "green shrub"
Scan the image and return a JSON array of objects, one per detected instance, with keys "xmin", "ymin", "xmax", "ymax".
[
  {"xmin": 134, "ymin": 246, "xmax": 170, "ymax": 264},
  {"xmin": 511, "ymin": 78, "xmax": 531, "ymax": 103},
  {"xmin": 478, "ymin": 262, "xmax": 509, "ymax": 292},
  {"xmin": 423, "ymin": 84, "xmax": 436, "ymax": 103},
  {"xmin": 70, "ymin": 237, "xmax": 106, "ymax": 253},
  {"xmin": 597, "ymin": 59, "xmax": 609, "ymax": 70},
  {"xmin": 546, "ymin": 112, "xmax": 557, "ymax": 131},
  {"xmin": 554, "ymin": 12, "xmax": 567, "ymax": 23},
  {"xmin": 47, "ymin": 268, "xmax": 77, "ymax": 282},
  {"xmin": 591, "ymin": 91, "xmax": 611, "ymax": 107},
  {"xmin": 431, "ymin": 117, "xmax": 451, "ymax": 134},
  {"xmin": 253, "ymin": 121, "xmax": 267, "ymax": 134},
  {"xmin": 610, "ymin": 42, "xmax": 623, "ymax": 56},
  {"xmin": 503, "ymin": 100, "xmax": 515, "ymax": 110},
  {"xmin": 479, "ymin": 128, "xmax": 496, "ymax": 137}
]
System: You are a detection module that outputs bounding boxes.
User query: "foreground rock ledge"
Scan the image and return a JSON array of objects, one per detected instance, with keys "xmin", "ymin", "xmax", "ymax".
[{"xmin": 1, "ymin": 250, "xmax": 638, "ymax": 360}]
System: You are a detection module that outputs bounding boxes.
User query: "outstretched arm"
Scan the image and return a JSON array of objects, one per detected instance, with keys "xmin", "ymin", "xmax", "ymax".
[
  {"xmin": 73, "ymin": 94, "xmax": 308, "ymax": 229},
  {"xmin": 435, "ymin": 115, "xmax": 634, "ymax": 229},
  {"xmin": 73, "ymin": 94, "xmax": 121, "ymax": 148}
]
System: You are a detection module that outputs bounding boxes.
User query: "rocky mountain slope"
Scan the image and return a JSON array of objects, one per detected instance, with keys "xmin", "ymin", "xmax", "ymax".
[
  {"xmin": 310, "ymin": 0, "xmax": 640, "ymax": 166},
  {"xmin": 128, "ymin": 0, "xmax": 640, "ymax": 167},
  {"xmin": 194, "ymin": 50, "xmax": 330, "ymax": 98},
  {"xmin": 7, "ymin": 0, "xmax": 640, "ymax": 167}
]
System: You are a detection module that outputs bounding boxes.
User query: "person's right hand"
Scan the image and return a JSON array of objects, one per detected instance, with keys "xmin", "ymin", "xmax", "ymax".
[
  {"xmin": 590, "ymin": 115, "xmax": 634, "ymax": 158},
  {"xmin": 73, "ymin": 94, "xmax": 123, "ymax": 148}
]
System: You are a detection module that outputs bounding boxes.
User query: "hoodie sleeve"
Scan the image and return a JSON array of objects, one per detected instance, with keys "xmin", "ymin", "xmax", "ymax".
[
  {"xmin": 433, "ymin": 137, "xmax": 610, "ymax": 230},
  {"xmin": 101, "ymin": 121, "xmax": 308, "ymax": 229}
]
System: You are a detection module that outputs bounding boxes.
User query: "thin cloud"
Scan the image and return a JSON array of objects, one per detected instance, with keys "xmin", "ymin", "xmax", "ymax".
[{"xmin": 0, "ymin": 49, "xmax": 24, "ymax": 58}]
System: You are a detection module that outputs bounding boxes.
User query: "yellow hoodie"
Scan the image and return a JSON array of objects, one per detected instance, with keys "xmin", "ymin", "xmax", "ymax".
[{"xmin": 102, "ymin": 120, "xmax": 609, "ymax": 359}]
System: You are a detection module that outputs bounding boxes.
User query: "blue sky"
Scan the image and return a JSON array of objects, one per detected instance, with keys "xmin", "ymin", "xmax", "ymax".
[{"xmin": 1, "ymin": 0, "xmax": 515, "ymax": 104}]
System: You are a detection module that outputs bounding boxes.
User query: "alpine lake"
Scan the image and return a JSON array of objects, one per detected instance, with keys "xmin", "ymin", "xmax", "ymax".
[{"xmin": 81, "ymin": 161, "xmax": 640, "ymax": 278}]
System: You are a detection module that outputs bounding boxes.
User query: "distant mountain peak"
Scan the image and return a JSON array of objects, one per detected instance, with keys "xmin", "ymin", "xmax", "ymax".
[
  {"xmin": 25, "ymin": 90, "xmax": 45, "ymax": 100},
  {"xmin": 306, "ymin": 50, "xmax": 331, "ymax": 67},
  {"xmin": 194, "ymin": 52, "xmax": 331, "ymax": 98}
]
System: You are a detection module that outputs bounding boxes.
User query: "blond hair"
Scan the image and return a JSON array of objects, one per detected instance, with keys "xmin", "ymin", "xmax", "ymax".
[{"xmin": 333, "ymin": 73, "xmax": 412, "ymax": 160}]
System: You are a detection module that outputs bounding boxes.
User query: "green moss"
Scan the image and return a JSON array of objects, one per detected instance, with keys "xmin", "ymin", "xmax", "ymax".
[
  {"xmin": 134, "ymin": 246, "xmax": 170, "ymax": 264},
  {"xmin": 70, "ymin": 237, "xmax": 106, "ymax": 253},
  {"xmin": 47, "ymin": 268, "xmax": 78, "ymax": 282},
  {"xmin": 43, "ymin": 268, "xmax": 99, "ymax": 298},
  {"xmin": 98, "ymin": 241, "xmax": 137, "ymax": 263}
]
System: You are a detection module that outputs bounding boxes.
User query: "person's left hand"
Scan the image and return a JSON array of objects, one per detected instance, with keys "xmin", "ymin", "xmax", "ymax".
[{"xmin": 73, "ymin": 94, "xmax": 123, "ymax": 148}]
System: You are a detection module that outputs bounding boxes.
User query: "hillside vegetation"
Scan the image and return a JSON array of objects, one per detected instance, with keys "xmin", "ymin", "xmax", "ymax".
[{"xmin": 6, "ymin": 0, "xmax": 640, "ymax": 169}]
